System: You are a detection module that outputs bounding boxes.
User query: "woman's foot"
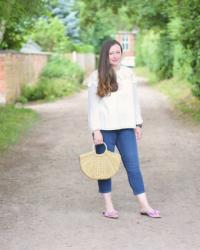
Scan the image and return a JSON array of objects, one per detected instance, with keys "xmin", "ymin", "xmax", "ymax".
[
  {"xmin": 102, "ymin": 209, "xmax": 119, "ymax": 219},
  {"xmin": 102, "ymin": 192, "xmax": 118, "ymax": 217},
  {"xmin": 140, "ymin": 207, "xmax": 161, "ymax": 218},
  {"xmin": 136, "ymin": 193, "xmax": 162, "ymax": 218}
]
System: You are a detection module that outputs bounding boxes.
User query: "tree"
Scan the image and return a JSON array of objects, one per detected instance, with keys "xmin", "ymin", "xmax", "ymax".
[
  {"xmin": 30, "ymin": 17, "xmax": 73, "ymax": 52},
  {"xmin": 174, "ymin": 0, "xmax": 200, "ymax": 98},
  {"xmin": 80, "ymin": 0, "xmax": 170, "ymax": 30},
  {"xmin": 51, "ymin": 0, "xmax": 80, "ymax": 42},
  {"xmin": 0, "ymin": 0, "xmax": 52, "ymax": 49},
  {"xmin": 76, "ymin": 0, "xmax": 135, "ymax": 53}
]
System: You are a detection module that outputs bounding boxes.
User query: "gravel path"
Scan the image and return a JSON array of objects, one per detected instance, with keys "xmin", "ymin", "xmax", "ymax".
[{"xmin": 0, "ymin": 77, "xmax": 200, "ymax": 250}]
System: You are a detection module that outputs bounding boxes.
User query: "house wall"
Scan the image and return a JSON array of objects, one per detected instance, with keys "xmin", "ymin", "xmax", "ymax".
[{"xmin": 115, "ymin": 32, "xmax": 136, "ymax": 57}]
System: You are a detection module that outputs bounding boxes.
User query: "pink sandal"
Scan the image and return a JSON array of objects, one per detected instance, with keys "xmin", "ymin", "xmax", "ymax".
[
  {"xmin": 140, "ymin": 209, "xmax": 162, "ymax": 218},
  {"xmin": 102, "ymin": 210, "xmax": 119, "ymax": 219}
]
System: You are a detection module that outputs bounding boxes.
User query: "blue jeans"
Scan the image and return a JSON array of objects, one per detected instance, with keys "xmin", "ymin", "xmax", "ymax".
[{"xmin": 95, "ymin": 128, "xmax": 145, "ymax": 195}]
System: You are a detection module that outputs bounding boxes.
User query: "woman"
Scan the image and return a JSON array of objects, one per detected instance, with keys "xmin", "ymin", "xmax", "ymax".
[{"xmin": 87, "ymin": 39, "xmax": 161, "ymax": 219}]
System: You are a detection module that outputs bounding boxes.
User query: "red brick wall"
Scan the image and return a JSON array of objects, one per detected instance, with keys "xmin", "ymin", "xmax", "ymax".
[
  {"xmin": 65, "ymin": 52, "xmax": 95, "ymax": 76},
  {"xmin": 0, "ymin": 51, "xmax": 96, "ymax": 104},
  {"xmin": 0, "ymin": 56, "xmax": 6, "ymax": 103},
  {"xmin": 0, "ymin": 52, "xmax": 50, "ymax": 104}
]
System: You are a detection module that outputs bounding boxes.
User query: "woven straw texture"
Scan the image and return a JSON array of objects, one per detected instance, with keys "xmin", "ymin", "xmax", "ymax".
[{"xmin": 79, "ymin": 148, "xmax": 121, "ymax": 180}]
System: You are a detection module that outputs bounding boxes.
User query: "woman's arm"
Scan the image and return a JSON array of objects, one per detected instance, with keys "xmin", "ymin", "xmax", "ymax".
[
  {"xmin": 88, "ymin": 81, "xmax": 104, "ymax": 144},
  {"xmin": 132, "ymin": 71, "xmax": 143, "ymax": 140},
  {"xmin": 132, "ymin": 74, "xmax": 143, "ymax": 126},
  {"xmin": 92, "ymin": 130, "xmax": 103, "ymax": 145},
  {"xmin": 87, "ymin": 71, "xmax": 104, "ymax": 144},
  {"xmin": 88, "ymin": 83, "xmax": 101, "ymax": 131}
]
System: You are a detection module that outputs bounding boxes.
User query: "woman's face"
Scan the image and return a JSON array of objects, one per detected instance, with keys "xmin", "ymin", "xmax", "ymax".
[{"xmin": 109, "ymin": 44, "xmax": 122, "ymax": 67}]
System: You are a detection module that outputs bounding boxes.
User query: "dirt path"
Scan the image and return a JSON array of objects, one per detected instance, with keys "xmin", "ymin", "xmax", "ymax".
[{"xmin": 0, "ymin": 77, "xmax": 200, "ymax": 250}]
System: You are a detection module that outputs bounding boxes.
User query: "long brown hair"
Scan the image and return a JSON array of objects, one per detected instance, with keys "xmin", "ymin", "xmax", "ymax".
[{"xmin": 97, "ymin": 39, "xmax": 123, "ymax": 97}]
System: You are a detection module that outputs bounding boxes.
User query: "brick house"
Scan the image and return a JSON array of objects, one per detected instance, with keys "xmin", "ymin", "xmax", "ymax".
[{"xmin": 115, "ymin": 29, "xmax": 138, "ymax": 67}]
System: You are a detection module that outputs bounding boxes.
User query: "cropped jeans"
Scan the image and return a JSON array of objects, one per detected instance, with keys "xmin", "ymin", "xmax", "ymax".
[{"xmin": 94, "ymin": 128, "xmax": 145, "ymax": 195}]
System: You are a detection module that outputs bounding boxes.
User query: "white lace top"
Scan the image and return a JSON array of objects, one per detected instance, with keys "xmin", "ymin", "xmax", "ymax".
[{"xmin": 87, "ymin": 65, "xmax": 143, "ymax": 132}]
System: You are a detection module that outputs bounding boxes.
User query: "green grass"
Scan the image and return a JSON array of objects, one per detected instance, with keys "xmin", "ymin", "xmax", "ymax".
[
  {"xmin": 134, "ymin": 67, "xmax": 200, "ymax": 123},
  {"xmin": 0, "ymin": 105, "xmax": 39, "ymax": 152}
]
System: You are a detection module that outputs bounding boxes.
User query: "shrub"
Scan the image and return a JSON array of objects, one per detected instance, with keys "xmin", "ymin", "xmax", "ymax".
[
  {"xmin": 20, "ymin": 54, "xmax": 84, "ymax": 102},
  {"xmin": 155, "ymin": 31, "xmax": 174, "ymax": 79},
  {"xmin": 135, "ymin": 32, "xmax": 145, "ymax": 67},
  {"xmin": 173, "ymin": 43, "xmax": 193, "ymax": 80},
  {"xmin": 73, "ymin": 44, "xmax": 94, "ymax": 53},
  {"xmin": 140, "ymin": 30, "xmax": 174, "ymax": 79}
]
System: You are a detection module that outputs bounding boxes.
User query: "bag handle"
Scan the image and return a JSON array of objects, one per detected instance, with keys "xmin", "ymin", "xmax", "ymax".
[{"xmin": 92, "ymin": 142, "xmax": 107, "ymax": 154}]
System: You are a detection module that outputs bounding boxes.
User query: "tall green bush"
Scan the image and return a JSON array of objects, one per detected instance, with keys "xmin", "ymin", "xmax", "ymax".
[
  {"xmin": 19, "ymin": 54, "xmax": 84, "ymax": 102},
  {"xmin": 136, "ymin": 30, "xmax": 174, "ymax": 80},
  {"xmin": 167, "ymin": 17, "xmax": 192, "ymax": 81},
  {"xmin": 155, "ymin": 31, "xmax": 174, "ymax": 79},
  {"xmin": 172, "ymin": 43, "xmax": 193, "ymax": 80},
  {"xmin": 135, "ymin": 32, "xmax": 145, "ymax": 67},
  {"xmin": 141, "ymin": 30, "xmax": 160, "ymax": 73},
  {"xmin": 136, "ymin": 26, "xmax": 191, "ymax": 81},
  {"xmin": 174, "ymin": 0, "xmax": 200, "ymax": 99}
]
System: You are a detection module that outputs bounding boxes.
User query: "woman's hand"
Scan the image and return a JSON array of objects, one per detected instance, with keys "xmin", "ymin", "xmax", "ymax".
[
  {"xmin": 92, "ymin": 130, "xmax": 104, "ymax": 145},
  {"xmin": 135, "ymin": 127, "xmax": 142, "ymax": 141}
]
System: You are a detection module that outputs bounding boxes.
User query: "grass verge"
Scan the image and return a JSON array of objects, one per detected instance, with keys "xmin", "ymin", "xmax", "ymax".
[
  {"xmin": 0, "ymin": 105, "xmax": 39, "ymax": 153},
  {"xmin": 134, "ymin": 67, "xmax": 200, "ymax": 123}
]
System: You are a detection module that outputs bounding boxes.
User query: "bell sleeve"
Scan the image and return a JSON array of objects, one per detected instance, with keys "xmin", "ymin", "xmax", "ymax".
[
  {"xmin": 132, "ymin": 72, "xmax": 143, "ymax": 125},
  {"xmin": 87, "ymin": 71, "xmax": 101, "ymax": 132}
]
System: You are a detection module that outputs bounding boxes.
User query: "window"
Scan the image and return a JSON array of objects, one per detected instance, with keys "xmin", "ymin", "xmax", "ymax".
[{"xmin": 122, "ymin": 35, "xmax": 129, "ymax": 51}]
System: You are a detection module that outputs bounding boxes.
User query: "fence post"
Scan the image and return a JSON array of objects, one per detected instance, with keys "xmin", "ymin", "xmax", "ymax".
[{"xmin": 72, "ymin": 51, "xmax": 77, "ymax": 63}]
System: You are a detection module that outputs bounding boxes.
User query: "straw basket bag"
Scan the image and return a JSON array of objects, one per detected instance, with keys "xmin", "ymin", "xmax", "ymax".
[{"xmin": 79, "ymin": 142, "xmax": 121, "ymax": 180}]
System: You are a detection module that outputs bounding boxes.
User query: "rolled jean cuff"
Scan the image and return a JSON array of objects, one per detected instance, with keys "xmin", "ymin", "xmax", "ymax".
[
  {"xmin": 98, "ymin": 178, "xmax": 112, "ymax": 193},
  {"xmin": 98, "ymin": 189, "xmax": 112, "ymax": 194},
  {"xmin": 133, "ymin": 189, "xmax": 145, "ymax": 196}
]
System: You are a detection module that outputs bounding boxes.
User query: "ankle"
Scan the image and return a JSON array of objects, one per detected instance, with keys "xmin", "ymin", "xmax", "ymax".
[
  {"xmin": 105, "ymin": 204, "xmax": 115, "ymax": 212},
  {"xmin": 140, "ymin": 205, "xmax": 154, "ymax": 212}
]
